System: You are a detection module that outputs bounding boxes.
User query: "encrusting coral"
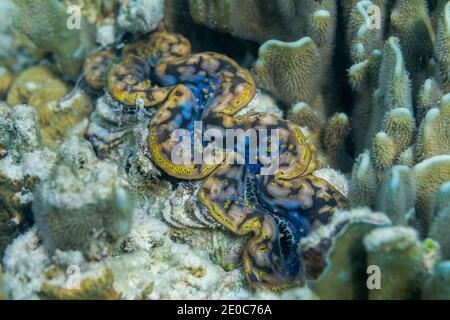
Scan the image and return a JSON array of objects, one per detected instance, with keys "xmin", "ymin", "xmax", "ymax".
[
  {"xmin": 6, "ymin": 65, "xmax": 93, "ymax": 149},
  {"xmin": 40, "ymin": 268, "xmax": 120, "ymax": 300}
]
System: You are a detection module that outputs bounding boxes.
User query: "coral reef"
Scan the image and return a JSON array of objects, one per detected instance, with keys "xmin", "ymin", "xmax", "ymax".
[
  {"xmin": 117, "ymin": 0, "xmax": 164, "ymax": 37},
  {"xmin": 81, "ymin": 31, "xmax": 348, "ymax": 291},
  {"xmin": 364, "ymin": 226, "xmax": 428, "ymax": 299},
  {"xmin": 416, "ymin": 93, "xmax": 450, "ymax": 161},
  {"xmin": 187, "ymin": 0, "xmax": 337, "ymax": 48},
  {"xmin": 303, "ymin": 208, "xmax": 391, "ymax": 299},
  {"xmin": 0, "ymin": 266, "xmax": 7, "ymax": 300},
  {"xmin": 414, "ymin": 155, "xmax": 450, "ymax": 233},
  {"xmin": 376, "ymin": 165, "xmax": 417, "ymax": 225},
  {"xmin": 32, "ymin": 136, "xmax": 132, "ymax": 258},
  {"xmin": 0, "ymin": 0, "xmax": 449, "ymax": 301},
  {"xmin": 422, "ymin": 261, "xmax": 450, "ymax": 299},
  {"xmin": 0, "ymin": 103, "xmax": 56, "ymax": 257},
  {"xmin": 348, "ymin": 150, "xmax": 377, "ymax": 208},
  {"xmin": 429, "ymin": 182, "xmax": 450, "ymax": 259},
  {"xmin": 252, "ymin": 37, "xmax": 322, "ymax": 106},
  {"xmin": 11, "ymin": 0, "xmax": 96, "ymax": 78},
  {"xmin": 2, "ymin": 225, "xmax": 250, "ymax": 300},
  {"xmin": 6, "ymin": 66, "xmax": 93, "ymax": 149}
]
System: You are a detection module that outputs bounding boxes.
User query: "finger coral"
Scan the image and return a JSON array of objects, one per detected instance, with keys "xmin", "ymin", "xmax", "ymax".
[
  {"xmin": 349, "ymin": 150, "xmax": 377, "ymax": 208},
  {"xmin": 429, "ymin": 182, "xmax": 450, "ymax": 259},
  {"xmin": 422, "ymin": 261, "xmax": 450, "ymax": 299},
  {"xmin": 390, "ymin": 0, "xmax": 435, "ymax": 73},
  {"xmin": 252, "ymin": 37, "xmax": 322, "ymax": 107},
  {"xmin": 376, "ymin": 165, "xmax": 417, "ymax": 225},
  {"xmin": 414, "ymin": 155, "xmax": 450, "ymax": 233},
  {"xmin": 415, "ymin": 93, "xmax": 450, "ymax": 161},
  {"xmin": 435, "ymin": 1, "xmax": 450, "ymax": 91}
]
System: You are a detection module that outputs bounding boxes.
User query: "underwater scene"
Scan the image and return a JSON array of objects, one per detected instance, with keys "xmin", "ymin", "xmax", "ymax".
[{"xmin": 0, "ymin": 0, "xmax": 449, "ymax": 301}]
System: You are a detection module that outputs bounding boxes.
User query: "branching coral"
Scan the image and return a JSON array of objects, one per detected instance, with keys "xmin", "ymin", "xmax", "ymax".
[
  {"xmin": 435, "ymin": 1, "xmax": 450, "ymax": 91},
  {"xmin": 369, "ymin": 37, "xmax": 414, "ymax": 154},
  {"xmin": 187, "ymin": 0, "xmax": 302, "ymax": 43},
  {"xmin": 323, "ymin": 113, "xmax": 352, "ymax": 170},
  {"xmin": 252, "ymin": 37, "xmax": 322, "ymax": 107},
  {"xmin": 345, "ymin": 2, "xmax": 449, "ymax": 250},
  {"xmin": 349, "ymin": 150, "xmax": 377, "ymax": 208},
  {"xmin": 413, "ymin": 155, "xmax": 450, "ymax": 234},
  {"xmin": 390, "ymin": 0, "xmax": 435, "ymax": 73},
  {"xmin": 415, "ymin": 93, "xmax": 450, "ymax": 161},
  {"xmin": 417, "ymin": 78, "xmax": 443, "ymax": 122},
  {"xmin": 376, "ymin": 165, "xmax": 417, "ymax": 225},
  {"xmin": 429, "ymin": 182, "xmax": 450, "ymax": 259}
]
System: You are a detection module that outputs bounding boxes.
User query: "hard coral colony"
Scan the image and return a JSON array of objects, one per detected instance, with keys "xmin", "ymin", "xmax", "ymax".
[{"xmin": 0, "ymin": 0, "xmax": 449, "ymax": 301}]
